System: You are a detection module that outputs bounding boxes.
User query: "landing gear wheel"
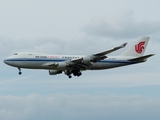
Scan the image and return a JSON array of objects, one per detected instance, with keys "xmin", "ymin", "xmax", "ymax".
[
  {"xmin": 68, "ymin": 75, "xmax": 72, "ymax": 78},
  {"xmin": 77, "ymin": 72, "xmax": 82, "ymax": 77},
  {"xmin": 18, "ymin": 68, "xmax": 22, "ymax": 75},
  {"xmin": 19, "ymin": 72, "xmax": 22, "ymax": 75}
]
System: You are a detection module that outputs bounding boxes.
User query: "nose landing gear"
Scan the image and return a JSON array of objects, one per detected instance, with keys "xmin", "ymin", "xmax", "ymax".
[{"xmin": 18, "ymin": 68, "xmax": 22, "ymax": 75}]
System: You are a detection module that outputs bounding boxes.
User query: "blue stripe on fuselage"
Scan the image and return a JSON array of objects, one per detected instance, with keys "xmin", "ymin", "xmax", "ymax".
[
  {"xmin": 5, "ymin": 58, "xmax": 136, "ymax": 64},
  {"xmin": 5, "ymin": 58, "xmax": 65, "ymax": 62}
]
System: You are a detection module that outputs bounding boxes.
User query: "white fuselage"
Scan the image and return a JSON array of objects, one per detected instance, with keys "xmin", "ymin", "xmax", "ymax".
[{"xmin": 4, "ymin": 52, "xmax": 139, "ymax": 71}]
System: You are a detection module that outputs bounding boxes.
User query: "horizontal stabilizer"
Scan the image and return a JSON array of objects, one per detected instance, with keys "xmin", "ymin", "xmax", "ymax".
[{"xmin": 128, "ymin": 54, "xmax": 155, "ymax": 62}]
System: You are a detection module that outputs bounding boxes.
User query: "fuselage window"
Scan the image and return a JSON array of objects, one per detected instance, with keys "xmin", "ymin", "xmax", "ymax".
[{"xmin": 14, "ymin": 53, "xmax": 18, "ymax": 55}]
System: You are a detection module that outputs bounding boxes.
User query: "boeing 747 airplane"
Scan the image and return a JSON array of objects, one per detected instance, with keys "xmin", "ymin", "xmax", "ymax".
[{"xmin": 4, "ymin": 37, "xmax": 154, "ymax": 78}]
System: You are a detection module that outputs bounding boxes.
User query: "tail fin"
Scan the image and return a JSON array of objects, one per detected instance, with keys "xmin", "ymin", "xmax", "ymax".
[{"xmin": 121, "ymin": 37, "xmax": 150, "ymax": 57}]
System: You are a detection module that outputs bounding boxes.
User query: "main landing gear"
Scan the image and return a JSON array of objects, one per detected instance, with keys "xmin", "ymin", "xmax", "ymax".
[
  {"xmin": 18, "ymin": 68, "xmax": 22, "ymax": 75},
  {"xmin": 68, "ymin": 75, "xmax": 72, "ymax": 78},
  {"xmin": 73, "ymin": 71, "xmax": 82, "ymax": 77},
  {"xmin": 65, "ymin": 70, "xmax": 82, "ymax": 78}
]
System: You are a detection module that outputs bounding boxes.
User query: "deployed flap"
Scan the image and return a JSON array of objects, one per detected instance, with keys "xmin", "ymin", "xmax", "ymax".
[
  {"xmin": 94, "ymin": 43, "xmax": 127, "ymax": 56},
  {"xmin": 128, "ymin": 54, "xmax": 154, "ymax": 62},
  {"xmin": 71, "ymin": 57, "xmax": 83, "ymax": 63},
  {"xmin": 41, "ymin": 62, "xmax": 58, "ymax": 67},
  {"xmin": 93, "ymin": 56, "xmax": 107, "ymax": 62}
]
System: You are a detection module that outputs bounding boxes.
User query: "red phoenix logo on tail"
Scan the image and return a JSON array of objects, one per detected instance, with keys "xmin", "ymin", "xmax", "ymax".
[{"xmin": 135, "ymin": 42, "xmax": 145, "ymax": 54}]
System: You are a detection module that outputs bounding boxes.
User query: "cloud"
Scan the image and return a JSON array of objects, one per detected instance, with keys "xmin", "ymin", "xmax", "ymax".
[
  {"xmin": 0, "ymin": 2, "xmax": 159, "ymax": 120},
  {"xmin": 0, "ymin": 94, "xmax": 160, "ymax": 120},
  {"xmin": 0, "ymin": 35, "xmax": 118, "ymax": 59},
  {"xmin": 82, "ymin": 10, "xmax": 160, "ymax": 39},
  {"xmin": 0, "ymin": 37, "xmax": 65, "ymax": 58},
  {"xmin": 1, "ymin": 69, "xmax": 159, "ymax": 96},
  {"xmin": 0, "ymin": 76, "xmax": 31, "ymax": 85},
  {"xmin": 28, "ymin": 71, "xmax": 160, "ymax": 89}
]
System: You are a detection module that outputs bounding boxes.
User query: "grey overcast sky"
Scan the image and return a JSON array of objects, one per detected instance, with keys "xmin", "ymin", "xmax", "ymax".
[{"xmin": 0, "ymin": 0, "xmax": 160, "ymax": 120}]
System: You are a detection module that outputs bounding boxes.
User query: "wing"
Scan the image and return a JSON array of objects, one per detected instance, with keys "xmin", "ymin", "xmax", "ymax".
[
  {"xmin": 89, "ymin": 42, "xmax": 127, "ymax": 62},
  {"xmin": 94, "ymin": 43, "xmax": 127, "ymax": 56},
  {"xmin": 42, "ymin": 42, "xmax": 127, "ymax": 69}
]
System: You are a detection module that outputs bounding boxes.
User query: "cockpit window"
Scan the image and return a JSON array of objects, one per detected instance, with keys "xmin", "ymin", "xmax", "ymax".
[{"xmin": 14, "ymin": 53, "xmax": 18, "ymax": 55}]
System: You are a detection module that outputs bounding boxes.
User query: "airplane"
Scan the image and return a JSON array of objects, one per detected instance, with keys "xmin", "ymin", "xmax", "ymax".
[{"xmin": 4, "ymin": 37, "xmax": 154, "ymax": 78}]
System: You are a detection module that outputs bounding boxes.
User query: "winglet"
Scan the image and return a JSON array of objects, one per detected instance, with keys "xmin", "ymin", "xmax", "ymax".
[
  {"xmin": 121, "ymin": 43, "xmax": 127, "ymax": 48},
  {"xmin": 114, "ymin": 43, "xmax": 127, "ymax": 50}
]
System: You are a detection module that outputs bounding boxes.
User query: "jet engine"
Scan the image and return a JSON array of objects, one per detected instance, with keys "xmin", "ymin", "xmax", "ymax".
[
  {"xmin": 49, "ymin": 70, "xmax": 62, "ymax": 75},
  {"xmin": 82, "ymin": 56, "xmax": 92, "ymax": 64},
  {"xmin": 57, "ymin": 62, "xmax": 67, "ymax": 69}
]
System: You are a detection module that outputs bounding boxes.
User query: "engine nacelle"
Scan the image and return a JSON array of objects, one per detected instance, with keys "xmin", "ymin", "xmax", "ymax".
[
  {"xmin": 49, "ymin": 70, "xmax": 62, "ymax": 75},
  {"xmin": 57, "ymin": 62, "xmax": 67, "ymax": 69},
  {"xmin": 82, "ymin": 56, "xmax": 92, "ymax": 63}
]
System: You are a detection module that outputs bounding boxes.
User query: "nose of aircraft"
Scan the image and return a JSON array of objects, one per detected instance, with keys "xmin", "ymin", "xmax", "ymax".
[
  {"xmin": 4, "ymin": 58, "xmax": 14, "ymax": 66},
  {"xmin": 4, "ymin": 59, "xmax": 9, "ymax": 65}
]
